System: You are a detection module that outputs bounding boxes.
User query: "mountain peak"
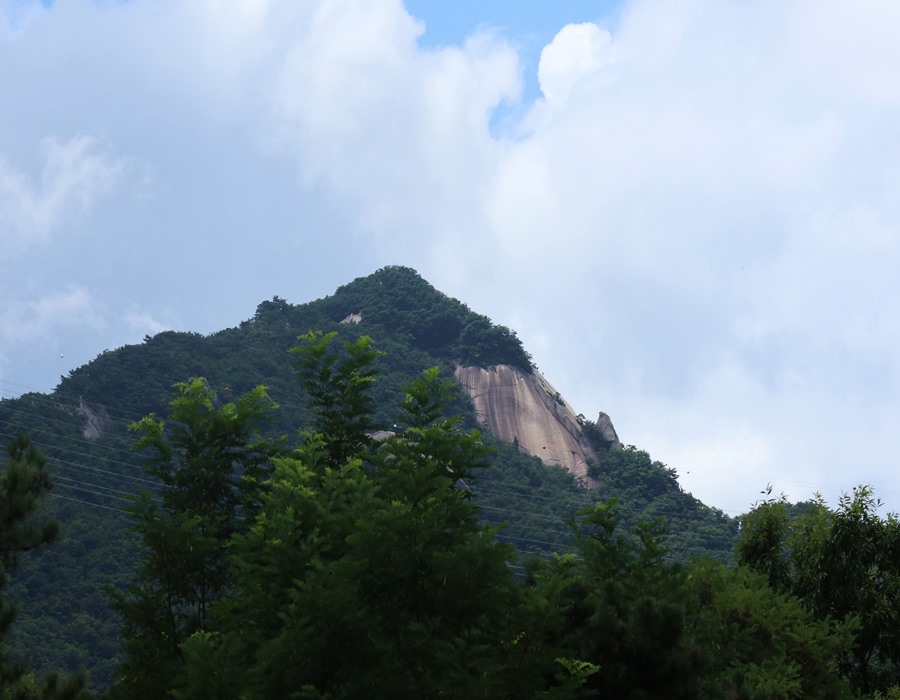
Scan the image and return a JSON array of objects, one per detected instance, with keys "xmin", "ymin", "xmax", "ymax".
[{"xmin": 326, "ymin": 266, "xmax": 533, "ymax": 372}]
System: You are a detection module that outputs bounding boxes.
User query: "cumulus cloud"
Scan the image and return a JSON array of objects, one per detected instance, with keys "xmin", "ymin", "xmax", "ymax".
[
  {"xmin": 0, "ymin": 135, "xmax": 124, "ymax": 254},
  {"xmin": 231, "ymin": 0, "xmax": 899, "ymax": 512},
  {"xmin": 537, "ymin": 23, "xmax": 615, "ymax": 106},
  {"xmin": 474, "ymin": 2, "xmax": 900, "ymax": 511},
  {"xmin": 261, "ymin": 0, "xmax": 520, "ymax": 243}
]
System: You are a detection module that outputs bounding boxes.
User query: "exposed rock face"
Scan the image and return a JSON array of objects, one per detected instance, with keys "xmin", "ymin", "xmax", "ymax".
[
  {"xmin": 596, "ymin": 412, "xmax": 622, "ymax": 449},
  {"xmin": 77, "ymin": 398, "xmax": 112, "ymax": 439},
  {"xmin": 454, "ymin": 365, "xmax": 598, "ymax": 485}
]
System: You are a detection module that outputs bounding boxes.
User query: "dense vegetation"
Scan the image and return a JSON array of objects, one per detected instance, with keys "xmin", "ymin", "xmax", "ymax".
[
  {"xmin": 4, "ymin": 329, "xmax": 896, "ymax": 697},
  {"xmin": 737, "ymin": 487, "xmax": 900, "ymax": 695},
  {"xmin": 0, "ymin": 435, "xmax": 86, "ymax": 698},
  {"xmin": 4, "ymin": 266, "xmax": 891, "ymax": 696}
]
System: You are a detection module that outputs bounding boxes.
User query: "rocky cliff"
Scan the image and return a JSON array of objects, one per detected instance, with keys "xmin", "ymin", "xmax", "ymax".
[{"xmin": 454, "ymin": 364, "xmax": 612, "ymax": 485}]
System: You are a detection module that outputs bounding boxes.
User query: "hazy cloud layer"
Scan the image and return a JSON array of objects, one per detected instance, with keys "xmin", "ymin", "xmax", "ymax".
[
  {"xmin": 0, "ymin": 135, "xmax": 123, "ymax": 254},
  {"xmin": 2, "ymin": 0, "xmax": 899, "ymax": 513},
  {"xmin": 0, "ymin": 286, "xmax": 102, "ymax": 341}
]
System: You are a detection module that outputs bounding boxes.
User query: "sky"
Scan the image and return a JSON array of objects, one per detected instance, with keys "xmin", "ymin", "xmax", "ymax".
[{"xmin": 2, "ymin": 0, "xmax": 899, "ymax": 516}]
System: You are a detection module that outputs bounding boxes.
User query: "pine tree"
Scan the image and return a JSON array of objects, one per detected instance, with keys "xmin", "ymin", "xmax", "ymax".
[{"xmin": 0, "ymin": 435, "xmax": 86, "ymax": 699}]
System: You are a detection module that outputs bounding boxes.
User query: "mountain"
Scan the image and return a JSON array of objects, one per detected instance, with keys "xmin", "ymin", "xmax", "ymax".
[{"xmin": 0, "ymin": 265, "xmax": 736, "ymax": 690}]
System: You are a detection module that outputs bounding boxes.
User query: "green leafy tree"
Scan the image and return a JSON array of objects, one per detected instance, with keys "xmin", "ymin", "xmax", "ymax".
[
  {"xmin": 456, "ymin": 316, "xmax": 532, "ymax": 371},
  {"xmin": 540, "ymin": 501, "xmax": 700, "ymax": 699},
  {"xmin": 734, "ymin": 487, "xmax": 792, "ymax": 590},
  {"xmin": 290, "ymin": 330, "xmax": 384, "ymax": 466},
  {"xmin": 174, "ymin": 336, "xmax": 589, "ymax": 699},
  {"xmin": 686, "ymin": 558, "xmax": 852, "ymax": 699},
  {"xmin": 108, "ymin": 380, "xmax": 276, "ymax": 699},
  {"xmin": 0, "ymin": 435, "xmax": 86, "ymax": 699},
  {"xmin": 0, "ymin": 436, "xmax": 58, "ymax": 571},
  {"xmin": 586, "ymin": 446, "xmax": 738, "ymax": 564},
  {"xmin": 178, "ymin": 441, "xmax": 380, "ymax": 699},
  {"xmin": 738, "ymin": 486, "xmax": 900, "ymax": 694},
  {"xmin": 334, "ymin": 367, "xmax": 521, "ymax": 699}
]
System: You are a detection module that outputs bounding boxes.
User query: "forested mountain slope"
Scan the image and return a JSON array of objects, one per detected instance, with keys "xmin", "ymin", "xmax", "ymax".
[{"xmin": 0, "ymin": 266, "xmax": 737, "ymax": 691}]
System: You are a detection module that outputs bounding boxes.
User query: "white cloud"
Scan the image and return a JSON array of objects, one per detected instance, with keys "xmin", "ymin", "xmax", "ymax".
[
  {"xmin": 0, "ymin": 285, "xmax": 105, "ymax": 396},
  {"xmin": 266, "ymin": 0, "xmax": 520, "ymax": 240},
  {"xmin": 786, "ymin": 0, "xmax": 900, "ymax": 107},
  {"xmin": 471, "ymin": 1, "xmax": 900, "ymax": 512},
  {"xmin": 0, "ymin": 135, "xmax": 124, "ymax": 254},
  {"xmin": 0, "ymin": 286, "xmax": 104, "ymax": 342},
  {"xmin": 537, "ymin": 23, "xmax": 615, "ymax": 106},
  {"xmin": 124, "ymin": 309, "xmax": 170, "ymax": 339}
]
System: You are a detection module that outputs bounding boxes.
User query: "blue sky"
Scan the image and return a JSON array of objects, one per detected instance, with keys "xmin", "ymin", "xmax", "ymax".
[
  {"xmin": 2, "ymin": 0, "xmax": 900, "ymax": 515},
  {"xmin": 408, "ymin": 0, "xmax": 622, "ymax": 92},
  {"xmin": 408, "ymin": 1, "xmax": 623, "ymax": 131}
]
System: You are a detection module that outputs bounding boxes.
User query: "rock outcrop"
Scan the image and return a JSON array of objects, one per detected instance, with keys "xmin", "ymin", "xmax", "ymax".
[
  {"xmin": 454, "ymin": 364, "xmax": 602, "ymax": 485},
  {"xmin": 77, "ymin": 398, "xmax": 112, "ymax": 439},
  {"xmin": 596, "ymin": 411, "xmax": 622, "ymax": 449}
]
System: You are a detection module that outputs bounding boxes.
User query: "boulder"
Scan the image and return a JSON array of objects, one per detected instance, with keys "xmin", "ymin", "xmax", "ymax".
[{"xmin": 595, "ymin": 411, "xmax": 622, "ymax": 449}]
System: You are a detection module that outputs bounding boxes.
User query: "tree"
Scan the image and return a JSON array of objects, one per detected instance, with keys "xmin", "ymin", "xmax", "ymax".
[
  {"xmin": 543, "ymin": 501, "xmax": 700, "ymax": 699},
  {"xmin": 173, "ymin": 337, "xmax": 575, "ymax": 699},
  {"xmin": 290, "ymin": 330, "xmax": 384, "ymax": 467},
  {"xmin": 0, "ymin": 435, "xmax": 86, "ymax": 699},
  {"xmin": 335, "ymin": 367, "xmax": 521, "ymax": 698},
  {"xmin": 686, "ymin": 558, "xmax": 852, "ymax": 699},
  {"xmin": 734, "ymin": 487, "xmax": 792, "ymax": 591},
  {"xmin": 737, "ymin": 486, "xmax": 900, "ymax": 694},
  {"xmin": 0, "ymin": 436, "xmax": 58, "ymax": 570},
  {"xmin": 456, "ymin": 316, "xmax": 532, "ymax": 371},
  {"xmin": 108, "ymin": 380, "xmax": 276, "ymax": 699}
]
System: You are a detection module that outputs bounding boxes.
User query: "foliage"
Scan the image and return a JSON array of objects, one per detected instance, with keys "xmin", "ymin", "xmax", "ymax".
[
  {"xmin": 107, "ymin": 381, "xmax": 276, "ymax": 699},
  {"xmin": 544, "ymin": 501, "xmax": 701, "ymax": 698},
  {"xmin": 290, "ymin": 330, "xmax": 384, "ymax": 466},
  {"xmin": 169, "ymin": 339, "xmax": 549, "ymax": 699},
  {"xmin": 3, "ymin": 328, "xmax": 880, "ymax": 698},
  {"xmin": 323, "ymin": 266, "xmax": 533, "ymax": 371},
  {"xmin": 474, "ymin": 437, "xmax": 593, "ymax": 556},
  {"xmin": 590, "ymin": 446, "xmax": 738, "ymax": 563},
  {"xmin": 8, "ymin": 502, "xmax": 133, "ymax": 691},
  {"xmin": 0, "ymin": 436, "xmax": 59, "ymax": 570},
  {"xmin": 0, "ymin": 435, "xmax": 87, "ymax": 699},
  {"xmin": 687, "ymin": 559, "xmax": 852, "ymax": 699},
  {"xmin": 513, "ymin": 499, "xmax": 855, "ymax": 700},
  {"xmin": 455, "ymin": 316, "xmax": 532, "ymax": 371},
  {"xmin": 738, "ymin": 485, "xmax": 900, "ymax": 694}
]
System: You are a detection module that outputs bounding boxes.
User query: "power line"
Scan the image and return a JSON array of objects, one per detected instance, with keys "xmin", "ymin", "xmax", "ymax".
[
  {"xmin": 0, "ymin": 428, "xmax": 154, "ymax": 485},
  {"xmin": 53, "ymin": 474, "xmax": 159, "ymax": 502},
  {"xmin": 49, "ymin": 492, "xmax": 131, "ymax": 515}
]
